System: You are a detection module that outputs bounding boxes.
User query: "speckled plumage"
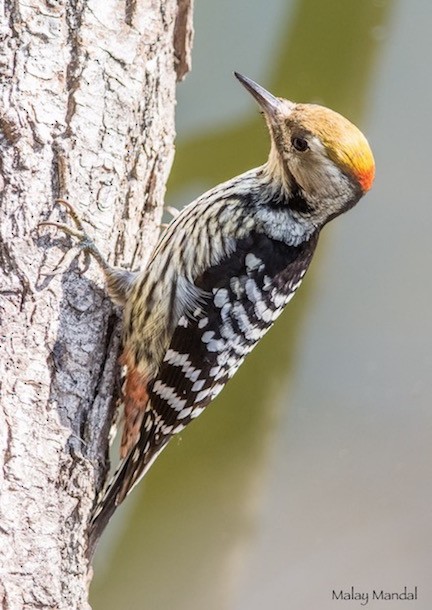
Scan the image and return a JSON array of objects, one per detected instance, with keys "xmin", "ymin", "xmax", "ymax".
[{"xmin": 40, "ymin": 74, "xmax": 375, "ymax": 551}]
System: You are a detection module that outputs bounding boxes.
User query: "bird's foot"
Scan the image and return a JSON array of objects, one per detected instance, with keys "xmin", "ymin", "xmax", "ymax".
[{"xmin": 39, "ymin": 199, "xmax": 110, "ymax": 272}]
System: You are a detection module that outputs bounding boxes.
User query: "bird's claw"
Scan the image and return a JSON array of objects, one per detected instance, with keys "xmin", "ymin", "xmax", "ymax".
[
  {"xmin": 55, "ymin": 198, "xmax": 98, "ymax": 231},
  {"xmin": 56, "ymin": 198, "xmax": 86, "ymax": 230},
  {"xmin": 39, "ymin": 198, "xmax": 96, "ymax": 243},
  {"xmin": 38, "ymin": 199, "xmax": 108, "ymax": 272},
  {"xmin": 38, "ymin": 220, "xmax": 89, "ymax": 244}
]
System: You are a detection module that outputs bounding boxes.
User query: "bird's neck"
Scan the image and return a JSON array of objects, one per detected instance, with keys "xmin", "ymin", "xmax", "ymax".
[
  {"xmin": 243, "ymin": 156, "xmax": 318, "ymax": 247},
  {"xmin": 261, "ymin": 142, "xmax": 293, "ymax": 197}
]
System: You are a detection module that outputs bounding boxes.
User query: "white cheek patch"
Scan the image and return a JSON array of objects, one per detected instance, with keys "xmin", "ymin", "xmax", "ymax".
[{"xmin": 291, "ymin": 135, "xmax": 355, "ymax": 205}]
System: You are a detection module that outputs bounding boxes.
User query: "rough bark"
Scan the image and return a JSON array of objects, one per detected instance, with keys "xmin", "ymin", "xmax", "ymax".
[{"xmin": 0, "ymin": 1, "xmax": 193, "ymax": 608}]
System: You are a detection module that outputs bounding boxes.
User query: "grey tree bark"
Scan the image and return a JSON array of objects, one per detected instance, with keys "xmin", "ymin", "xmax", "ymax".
[{"xmin": 0, "ymin": 1, "xmax": 193, "ymax": 608}]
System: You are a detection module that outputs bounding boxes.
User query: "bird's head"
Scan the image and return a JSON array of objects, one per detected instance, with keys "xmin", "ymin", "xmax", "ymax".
[{"xmin": 235, "ymin": 73, "xmax": 375, "ymax": 229}]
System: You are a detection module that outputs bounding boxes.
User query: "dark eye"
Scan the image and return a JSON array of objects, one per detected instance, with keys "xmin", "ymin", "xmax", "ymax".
[{"xmin": 291, "ymin": 137, "xmax": 309, "ymax": 152}]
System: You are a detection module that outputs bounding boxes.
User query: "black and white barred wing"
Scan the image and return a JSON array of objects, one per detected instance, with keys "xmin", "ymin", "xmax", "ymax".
[
  {"xmin": 89, "ymin": 232, "xmax": 316, "ymax": 544},
  {"xmin": 147, "ymin": 231, "xmax": 316, "ymax": 438}
]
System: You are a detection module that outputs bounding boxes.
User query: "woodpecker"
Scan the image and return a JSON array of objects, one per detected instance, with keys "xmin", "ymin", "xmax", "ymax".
[{"xmin": 41, "ymin": 73, "xmax": 375, "ymax": 551}]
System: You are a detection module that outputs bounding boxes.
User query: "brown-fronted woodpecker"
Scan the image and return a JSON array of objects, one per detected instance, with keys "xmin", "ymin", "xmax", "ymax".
[{"xmin": 40, "ymin": 73, "xmax": 375, "ymax": 551}]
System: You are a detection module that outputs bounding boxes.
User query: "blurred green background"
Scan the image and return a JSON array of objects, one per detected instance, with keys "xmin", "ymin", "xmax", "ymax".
[{"xmin": 91, "ymin": 1, "xmax": 432, "ymax": 608}]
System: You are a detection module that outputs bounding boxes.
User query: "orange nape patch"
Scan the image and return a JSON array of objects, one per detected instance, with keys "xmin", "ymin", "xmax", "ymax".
[
  {"xmin": 294, "ymin": 104, "xmax": 375, "ymax": 193},
  {"xmin": 355, "ymin": 163, "xmax": 375, "ymax": 193},
  {"xmin": 119, "ymin": 350, "xmax": 150, "ymax": 459},
  {"xmin": 328, "ymin": 122, "xmax": 375, "ymax": 193}
]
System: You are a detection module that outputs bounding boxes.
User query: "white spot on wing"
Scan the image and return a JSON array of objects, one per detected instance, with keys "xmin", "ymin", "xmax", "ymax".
[
  {"xmin": 232, "ymin": 302, "xmax": 251, "ymax": 334},
  {"xmin": 220, "ymin": 302, "xmax": 232, "ymax": 321},
  {"xmin": 144, "ymin": 414, "xmax": 153, "ymax": 431},
  {"xmin": 217, "ymin": 352, "xmax": 229, "ymax": 366},
  {"xmin": 289, "ymin": 279, "xmax": 302, "ymax": 291},
  {"xmin": 284, "ymin": 292, "xmax": 295, "ymax": 306},
  {"xmin": 161, "ymin": 424, "xmax": 174, "ymax": 434},
  {"xmin": 273, "ymin": 291, "xmax": 287, "ymax": 308},
  {"xmin": 245, "ymin": 253, "xmax": 263, "ymax": 271},
  {"xmin": 190, "ymin": 407, "xmax": 205, "ymax": 419},
  {"xmin": 165, "ymin": 349, "xmax": 187, "ymax": 366},
  {"xmin": 163, "ymin": 348, "xmax": 202, "ymax": 383},
  {"xmin": 196, "ymin": 389, "xmax": 210, "ymax": 402},
  {"xmin": 187, "ymin": 368, "xmax": 201, "ymax": 382},
  {"xmin": 210, "ymin": 382, "xmax": 225, "ymax": 398},
  {"xmin": 207, "ymin": 338, "xmax": 226, "ymax": 353},
  {"xmin": 153, "ymin": 381, "xmax": 187, "ymax": 411},
  {"xmin": 263, "ymin": 276, "xmax": 272, "ymax": 291},
  {"xmin": 202, "ymin": 330, "xmax": 215, "ymax": 343},
  {"xmin": 230, "ymin": 277, "xmax": 243, "ymax": 298},
  {"xmin": 255, "ymin": 300, "xmax": 272, "ymax": 323},
  {"xmin": 178, "ymin": 406, "xmax": 194, "ymax": 419},
  {"xmin": 214, "ymin": 288, "xmax": 229, "ymax": 308},
  {"xmin": 271, "ymin": 308, "xmax": 283, "ymax": 322},
  {"xmin": 220, "ymin": 321, "xmax": 237, "ymax": 341},
  {"xmin": 171, "ymin": 423, "xmax": 186, "ymax": 433},
  {"xmin": 214, "ymin": 367, "xmax": 228, "ymax": 380},
  {"xmin": 245, "ymin": 278, "xmax": 261, "ymax": 303},
  {"xmin": 247, "ymin": 327, "xmax": 264, "ymax": 341},
  {"xmin": 192, "ymin": 379, "xmax": 205, "ymax": 392},
  {"xmin": 198, "ymin": 317, "xmax": 208, "ymax": 329}
]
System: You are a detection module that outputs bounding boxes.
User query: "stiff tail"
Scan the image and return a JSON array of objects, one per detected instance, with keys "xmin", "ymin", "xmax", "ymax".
[
  {"xmin": 87, "ymin": 426, "xmax": 170, "ymax": 558},
  {"xmin": 87, "ymin": 354, "xmax": 155, "ymax": 557},
  {"xmin": 87, "ymin": 460, "xmax": 127, "ymax": 558}
]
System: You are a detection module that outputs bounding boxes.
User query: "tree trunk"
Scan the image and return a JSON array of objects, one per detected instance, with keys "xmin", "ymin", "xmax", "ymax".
[{"xmin": 0, "ymin": 1, "xmax": 193, "ymax": 608}]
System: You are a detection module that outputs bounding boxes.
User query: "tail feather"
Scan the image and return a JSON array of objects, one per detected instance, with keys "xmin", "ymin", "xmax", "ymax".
[
  {"xmin": 87, "ymin": 352, "xmax": 168, "ymax": 557},
  {"xmin": 87, "ymin": 425, "xmax": 170, "ymax": 558}
]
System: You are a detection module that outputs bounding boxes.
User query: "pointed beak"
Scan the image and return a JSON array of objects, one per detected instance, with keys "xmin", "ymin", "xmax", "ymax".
[{"xmin": 234, "ymin": 72, "xmax": 284, "ymax": 118}]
